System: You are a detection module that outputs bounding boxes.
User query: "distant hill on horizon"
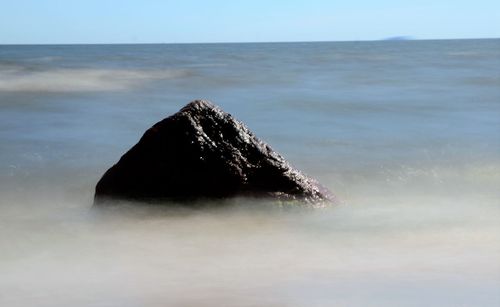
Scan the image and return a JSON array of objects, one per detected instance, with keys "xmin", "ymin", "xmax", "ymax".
[{"xmin": 383, "ymin": 36, "xmax": 414, "ymax": 41}]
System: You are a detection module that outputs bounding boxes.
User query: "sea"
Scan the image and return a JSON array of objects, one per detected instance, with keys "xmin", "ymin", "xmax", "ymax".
[{"xmin": 1, "ymin": 39, "xmax": 499, "ymax": 306}]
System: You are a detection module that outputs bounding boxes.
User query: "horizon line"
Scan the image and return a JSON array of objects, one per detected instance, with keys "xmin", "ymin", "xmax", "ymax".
[{"xmin": 1, "ymin": 36, "xmax": 498, "ymax": 46}]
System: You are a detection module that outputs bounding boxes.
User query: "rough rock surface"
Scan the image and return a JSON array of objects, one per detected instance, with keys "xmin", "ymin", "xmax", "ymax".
[{"xmin": 94, "ymin": 100, "xmax": 332, "ymax": 205}]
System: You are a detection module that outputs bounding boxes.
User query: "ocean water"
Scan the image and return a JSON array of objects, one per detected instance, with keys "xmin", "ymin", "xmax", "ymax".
[{"xmin": 1, "ymin": 39, "xmax": 499, "ymax": 306}]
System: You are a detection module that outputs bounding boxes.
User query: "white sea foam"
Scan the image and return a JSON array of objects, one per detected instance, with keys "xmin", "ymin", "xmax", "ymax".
[
  {"xmin": 0, "ymin": 68, "xmax": 189, "ymax": 92},
  {"xmin": 0, "ymin": 163, "xmax": 499, "ymax": 306},
  {"xmin": 0, "ymin": 185, "xmax": 499, "ymax": 306}
]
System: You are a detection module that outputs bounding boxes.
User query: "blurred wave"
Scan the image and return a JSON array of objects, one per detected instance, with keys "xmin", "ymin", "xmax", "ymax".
[
  {"xmin": 0, "ymin": 182, "xmax": 499, "ymax": 307},
  {"xmin": 0, "ymin": 67, "xmax": 190, "ymax": 92}
]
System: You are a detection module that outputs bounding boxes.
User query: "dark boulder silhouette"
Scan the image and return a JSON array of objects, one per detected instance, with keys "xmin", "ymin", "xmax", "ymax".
[{"xmin": 94, "ymin": 100, "xmax": 332, "ymax": 205}]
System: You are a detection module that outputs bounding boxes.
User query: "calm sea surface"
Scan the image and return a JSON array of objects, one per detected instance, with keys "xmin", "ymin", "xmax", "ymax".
[{"xmin": 1, "ymin": 39, "xmax": 499, "ymax": 306}]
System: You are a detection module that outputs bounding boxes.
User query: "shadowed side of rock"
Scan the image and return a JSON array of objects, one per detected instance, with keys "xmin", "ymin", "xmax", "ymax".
[{"xmin": 94, "ymin": 100, "xmax": 332, "ymax": 205}]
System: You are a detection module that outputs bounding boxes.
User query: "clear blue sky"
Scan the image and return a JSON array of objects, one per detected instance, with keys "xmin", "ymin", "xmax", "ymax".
[{"xmin": 0, "ymin": 0, "xmax": 498, "ymax": 44}]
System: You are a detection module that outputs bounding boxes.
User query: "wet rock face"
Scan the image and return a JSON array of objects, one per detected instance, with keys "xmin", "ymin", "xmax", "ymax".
[{"xmin": 94, "ymin": 100, "xmax": 332, "ymax": 205}]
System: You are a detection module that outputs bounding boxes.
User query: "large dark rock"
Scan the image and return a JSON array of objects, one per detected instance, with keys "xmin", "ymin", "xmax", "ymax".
[{"xmin": 94, "ymin": 100, "xmax": 332, "ymax": 205}]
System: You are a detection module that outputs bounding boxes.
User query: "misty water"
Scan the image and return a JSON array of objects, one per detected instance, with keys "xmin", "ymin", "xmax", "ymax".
[{"xmin": 1, "ymin": 39, "xmax": 499, "ymax": 306}]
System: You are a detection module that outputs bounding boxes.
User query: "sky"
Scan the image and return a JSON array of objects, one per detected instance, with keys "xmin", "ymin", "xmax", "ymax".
[{"xmin": 0, "ymin": 0, "xmax": 498, "ymax": 44}]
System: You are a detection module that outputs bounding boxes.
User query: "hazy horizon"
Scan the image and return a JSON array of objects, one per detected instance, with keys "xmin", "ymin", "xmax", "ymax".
[{"xmin": 1, "ymin": 36, "xmax": 498, "ymax": 46}]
